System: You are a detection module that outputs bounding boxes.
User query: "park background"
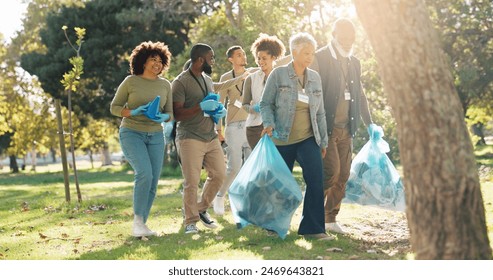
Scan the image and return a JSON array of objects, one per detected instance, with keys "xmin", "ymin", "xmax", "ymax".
[{"xmin": 0, "ymin": 0, "xmax": 492, "ymax": 262}]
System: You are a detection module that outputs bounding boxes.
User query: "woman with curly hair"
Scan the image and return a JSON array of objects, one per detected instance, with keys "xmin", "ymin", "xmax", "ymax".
[
  {"xmin": 110, "ymin": 41, "xmax": 173, "ymax": 237},
  {"xmin": 242, "ymin": 33, "xmax": 286, "ymax": 149}
]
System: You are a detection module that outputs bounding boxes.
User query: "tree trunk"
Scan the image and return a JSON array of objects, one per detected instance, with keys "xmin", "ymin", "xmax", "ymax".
[
  {"xmin": 55, "ymin": 99, "xmax": 71, "ymax": 202},
  {"xmin": 472, "ymin": 123, "xmax": 486, "ymax": 146},
  {"xmin": 224, "ymin": 0, "xmax": 241, "ymax": 29},
  {"xmin": 50, "ymin": 147, "xmax": 57, "ymax": 163},
  {"xmin": 9, "ymin": 155, "xmax": 19, "ymax": 173},
  {"xmin": 100, "ymin": 142, "xmax": 112, "ymax": 166},
  {"xmin": 353, "ymin": 0, "xmax": 491, "ymax": 259},
  {"xmin": 88, "ymin": 150, "xmax": 94, "ymax": 169},
  {"xmin": 30, "ymin": 147, "xmax": 36, "ymax": 171}
]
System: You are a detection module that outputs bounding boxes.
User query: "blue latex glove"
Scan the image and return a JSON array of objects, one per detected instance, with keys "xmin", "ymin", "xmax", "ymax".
[
  {"xmin": 130, "ymin": 102, "xmax": 151, "ymax": 116},
  {"xmin": 204, "ymin": 102, "xmax": 223, "ymax": 116},
  {"xmin": 204, "ymin": 92, "xmax": 220, "ymax": 102},
  {"xmin": 215, "ymin": 107, "xmax": 227, "ymax": 119},
  {"xmin": 164, "ymin": 120, "xmax": 175, "ymax": 143},
  {"xmin": 212, "ymin": 107, "xmax": 227, "ymax": 124},
  {"xmin": 200, "ymin": 99, "xmax": 220, "ymax": 111},
  {"xmin": 150, "ymin": 113, "xmax": 170, "ymax": 123},
  {"xmin": 200, "ymin": 93, "xmax": 220, "ymax": 112},
  {"xmin": 253, "ymin": 104, "xmax": 260, "ymax": 113}
]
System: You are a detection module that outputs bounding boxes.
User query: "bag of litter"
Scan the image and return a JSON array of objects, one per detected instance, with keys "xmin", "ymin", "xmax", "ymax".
[
  {"xmin": 228, "ymin": 134, "xmax": 302, "ymax": 239},
  {"xmin": 344, "ymin": 124, "xmax": 406, "ymax": 211}
]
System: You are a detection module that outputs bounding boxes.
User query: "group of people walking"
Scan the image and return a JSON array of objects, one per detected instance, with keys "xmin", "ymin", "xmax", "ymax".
[{"xmin": 110, "ymin": 17, "xmax": 373, "ymax": 241}]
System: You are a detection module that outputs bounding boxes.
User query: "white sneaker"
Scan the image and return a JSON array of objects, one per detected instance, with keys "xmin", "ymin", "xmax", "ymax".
[
  {"xmin": 142, "ymin": 224, "xmax": 157, "ymax": 236},
  {"xmin": 213, "ymin": 195, "xmax": 225, "ymax": 215},
  {"xmin": 325, "ymin": 222, "xmax": 346, "ymax": 234},
  {"xmin": 132, "ymin": 215, "xmax": 157, "ymax": 237}
]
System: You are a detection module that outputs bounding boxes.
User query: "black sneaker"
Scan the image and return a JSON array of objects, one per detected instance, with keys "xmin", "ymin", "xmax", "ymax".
[{"xmin": 199, "ymin": 211, "xmax": 218, "ymax": 229}]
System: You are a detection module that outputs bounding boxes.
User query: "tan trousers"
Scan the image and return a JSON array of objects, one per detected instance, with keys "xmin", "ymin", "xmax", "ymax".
[
  {"xmin": 176, "ymin": 138, "xmax": 225, "ymax": 225},
  {"xmin": 323, "ymin": 127, "xmax": 353, "ymax": 223}
]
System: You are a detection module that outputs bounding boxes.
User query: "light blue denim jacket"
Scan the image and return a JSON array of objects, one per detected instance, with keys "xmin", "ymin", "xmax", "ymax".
[{"xmin": 260, "ymin": 62, "xmax": 328, "ymax": 148}]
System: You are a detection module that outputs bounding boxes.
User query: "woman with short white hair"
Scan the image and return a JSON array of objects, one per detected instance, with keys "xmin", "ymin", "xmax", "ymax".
[{"xmin": 260, "ymin": 32, "xmax": 331, "ymax": 241}]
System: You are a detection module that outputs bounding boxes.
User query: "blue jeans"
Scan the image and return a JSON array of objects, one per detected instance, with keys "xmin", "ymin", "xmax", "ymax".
[
  {"xmin": 276, "ymin": 137, "xmax": 325, "ymax": 235},
  {"xmin": 119, "ymin": 127, "xmax": 164, "ymax": 223}
]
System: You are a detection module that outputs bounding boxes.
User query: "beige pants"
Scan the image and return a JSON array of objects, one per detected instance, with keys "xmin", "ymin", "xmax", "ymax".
[
  {"xmin": 323, "ymin": 127, "xmax": 353, "ymax": 223},
  {"xmin": 176, "ymin": 138, "xmax": 225, "ymax": 225}
]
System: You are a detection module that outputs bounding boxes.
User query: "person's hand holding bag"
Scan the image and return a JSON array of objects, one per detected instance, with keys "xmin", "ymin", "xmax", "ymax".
[{"xmin": 261, "ymin": 126, "xmax": 274, "ymax": 137}]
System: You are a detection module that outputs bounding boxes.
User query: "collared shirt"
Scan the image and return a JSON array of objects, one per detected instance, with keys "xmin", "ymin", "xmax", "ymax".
[{"xmin": 217, "ymin": 69, "xmax": 248, "ymax": 129}]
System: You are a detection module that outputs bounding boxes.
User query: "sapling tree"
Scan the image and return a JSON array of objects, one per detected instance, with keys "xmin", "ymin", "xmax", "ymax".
[{"xmin": 60, "ymin": 25, "xmax": 85, "ymax": 202}]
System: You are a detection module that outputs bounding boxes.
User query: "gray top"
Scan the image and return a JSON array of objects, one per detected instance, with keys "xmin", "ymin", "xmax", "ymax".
[{"xmin": 171, "ymin": 70, "xmax": 217, "ymax": 142}]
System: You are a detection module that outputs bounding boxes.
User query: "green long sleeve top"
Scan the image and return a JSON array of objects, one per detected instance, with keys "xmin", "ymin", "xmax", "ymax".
[{"xmin": 110, "ymin": 75, "xmax": 173, "ymax": 132}]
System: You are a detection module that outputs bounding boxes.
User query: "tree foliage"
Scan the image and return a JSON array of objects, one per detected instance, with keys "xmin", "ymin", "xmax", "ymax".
[
  {"xmin": 4, "ymin": 0, "xmax": 490, "ymax": 169},
  {"xmin": 426, "ymin": 0, "xmax": 493, "ymax": 114},
  {"xmin": 172, "ymin": 0, "xmax": 355, "ymax": 80},
  {"xmin": 0, "ymin": 71, "xmax": 55, "ymax": 166},
  {"xmin": 21, "ymin": 0, "xmax": 195, "ymax": 121}
]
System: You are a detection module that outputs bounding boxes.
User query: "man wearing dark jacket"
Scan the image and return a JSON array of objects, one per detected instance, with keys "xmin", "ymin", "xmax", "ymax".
[{"xmin": 310, "ymin": 18, "xmax": 373, "ymax": 234}]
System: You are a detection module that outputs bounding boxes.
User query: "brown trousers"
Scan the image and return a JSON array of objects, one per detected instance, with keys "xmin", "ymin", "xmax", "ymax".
[
  {"xmin": 246, "ymin": 124, "xmax": 263, "ymax": 150},
  {"xmin": 323, "ymin": 127, "xmax": 353, "ymax": 223}
]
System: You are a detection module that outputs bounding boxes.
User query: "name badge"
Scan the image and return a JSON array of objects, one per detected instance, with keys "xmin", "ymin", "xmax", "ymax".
[
  {"xmin": 344, "ymin": 89, "xmax": 351, "ymax": 101},
  {"xmin": 298, "ymin": 94, "xmax": 309, "ymax": 104},
  {"xmin": 234, "ymin": 99, "xmax": 242, "ymax": 108}
]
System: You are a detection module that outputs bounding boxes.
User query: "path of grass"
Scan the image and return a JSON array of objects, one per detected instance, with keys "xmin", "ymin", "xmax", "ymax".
[
  {"xmin": 0, "ymin": 144, "xmax": 492, "ymax": 260},
  {"xmin": 0, "ymin": 162, "xmax": 413, "ymax": 260}
]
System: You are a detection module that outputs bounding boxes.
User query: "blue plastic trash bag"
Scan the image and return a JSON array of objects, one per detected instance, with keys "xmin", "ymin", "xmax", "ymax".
[
  {"xmin": 228, "ymin": 134, "xmax": 302, "ymax": 239},
  {"xmin": 344, "ymin": 124, "xmax": 406, "ymax": 211}
]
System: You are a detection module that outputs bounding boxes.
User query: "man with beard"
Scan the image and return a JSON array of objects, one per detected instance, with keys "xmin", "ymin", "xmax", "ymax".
[
  {"xmin": 172, "ymin": 43, "xmax": 226, "ymax": 234},
  {"xmin": 310, "ymin": 18, "xmax": 373, "ymax": 234},
  {"xmin": 213, "ymin": 46, "xmax": 252, "ymax": 215}
]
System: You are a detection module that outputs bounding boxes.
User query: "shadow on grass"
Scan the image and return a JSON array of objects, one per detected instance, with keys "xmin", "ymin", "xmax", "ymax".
[
  {"xmin": 1, "ymin": 188, "xmax": 410, "ymax": 260},
  {"xmin": 0, "ymin": 168, "xmax": 134, "ymax": 187},
  {"xmin": 0, "ymin": 164, "xmax": 182, "ymax": 187},
  {"xmin": 73, "ymin": 225, "xmax": 319, "ymax": 260},
  {"xmin": 73, "ymin": 221, "xmax": 408, "ymax": 260},
  {"xmin": 72, "ymin": 190, "xmax": 409, "ymax": 260},
  {"xmin": 0, "ymin": 163, "xmax": 412, "ymax": 260}
]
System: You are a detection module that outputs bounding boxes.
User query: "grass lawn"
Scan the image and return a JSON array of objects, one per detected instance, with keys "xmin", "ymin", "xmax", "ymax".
[{"xmin": 0, "ymin": 144, "xmax": 491, "ymax": 261}]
